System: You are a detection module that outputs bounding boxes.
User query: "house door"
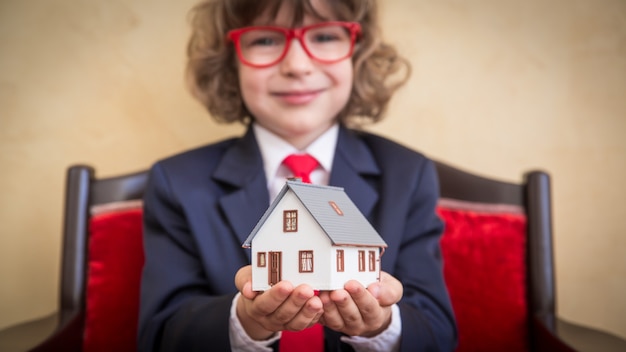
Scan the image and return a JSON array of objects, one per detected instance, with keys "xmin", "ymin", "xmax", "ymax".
[{"xmin": 269, "ymin": 251, "xmax": 282, "ymax": 286}]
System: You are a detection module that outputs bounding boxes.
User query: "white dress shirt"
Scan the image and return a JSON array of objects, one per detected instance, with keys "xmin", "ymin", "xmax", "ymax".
[
  {"xmin": 253, "ymin": 122, "xmax": 338, "ymax": 202},
  {"xmin": 228, "ymin": 123, "xmax": 401, "ymax": 351}
]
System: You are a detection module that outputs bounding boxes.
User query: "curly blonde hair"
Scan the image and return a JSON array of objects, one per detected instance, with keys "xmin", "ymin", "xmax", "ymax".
[{"xmin": 186, "ymin": 0, "xmax": 410, "ymax": 126}]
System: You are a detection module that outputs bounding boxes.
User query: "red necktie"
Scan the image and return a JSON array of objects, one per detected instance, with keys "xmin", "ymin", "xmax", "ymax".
[
  {"xmin": 280, "ymin": 153, "xmax": 324, "ymax": 351},
  {"xmin": 282, "ymin": 154, "xmax": 319, "ymax": 184}
]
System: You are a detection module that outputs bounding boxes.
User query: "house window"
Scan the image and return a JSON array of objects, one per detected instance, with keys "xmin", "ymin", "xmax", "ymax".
[
  {"xmin": 299, "ymin": 251, "xmax": 314, "ymax": 273},
  {"xmin": 283, "ymin": 210, "xmax": 298, "ymax": 232},
  {"xmin": 358, "ymin": 250, "xmax": 365, "ymax": 272},
  {"xmin": 336, "ymin": 250, "xmax": 344, "ymax": 272},
  {"xmin": 257, "ymin": 252, "xmax": 266, "ymax": 267},
  {"xmin": 369, "ymin": 251, "xmax": 376, "ymax": 271},
  {"xmin": 329, "ymin": 201, "xmax": 344, "ymax": 216}
]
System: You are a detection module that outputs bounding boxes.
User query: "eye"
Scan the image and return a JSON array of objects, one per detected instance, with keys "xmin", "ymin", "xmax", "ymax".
[
  {"xmin": 307, "ymin": 26, "xmax": 349, "ymax": 44},
  {"xmin": 250, "ymin": 37, "xmax": 278, "ymax": 46},
  {"xmin": 311, "ymin": 33, "xmax": 341, "ymax": 43},
  {"xmin": 240, "ymin": 30, "xmax": 285, "ymax": 48}
]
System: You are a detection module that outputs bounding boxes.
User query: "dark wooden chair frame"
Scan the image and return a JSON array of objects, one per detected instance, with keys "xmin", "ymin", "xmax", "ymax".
[
  {"xmin": 0, "ymin": 165, "xmax": 147, "ymax": 352},
  {"xmin": 436, "ymin": 161, "xmax": 626, "ymax": 351},
  {"xmin": 0, "ymin": 162, "xmax": 624, "ymax": 351}
]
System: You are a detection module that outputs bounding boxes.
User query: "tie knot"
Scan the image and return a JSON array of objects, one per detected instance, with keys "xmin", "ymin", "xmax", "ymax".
[{"xmin": 283, "ymin": 154, "xmax": 319, "ymax": 184}]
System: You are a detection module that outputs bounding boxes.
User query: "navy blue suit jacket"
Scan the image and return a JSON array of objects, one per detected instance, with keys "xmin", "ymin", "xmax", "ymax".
[{"xmin": 138, "ymin": 126, "xmax": 457, "ymax": 351}]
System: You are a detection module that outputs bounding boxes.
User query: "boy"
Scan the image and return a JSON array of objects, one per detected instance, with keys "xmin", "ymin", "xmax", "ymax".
[{"xmin": 138, "ymin": 0, "xmax": 457, "ymax": 350}]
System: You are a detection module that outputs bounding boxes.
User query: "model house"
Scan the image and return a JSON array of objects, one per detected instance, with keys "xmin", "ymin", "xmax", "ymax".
[{"xmin": 243, "ymin": 180, "xmax": 387, "ymax": 291}]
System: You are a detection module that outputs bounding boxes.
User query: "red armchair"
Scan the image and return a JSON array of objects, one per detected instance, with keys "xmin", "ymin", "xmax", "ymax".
[
  {"xmin": 0, "ymin": 165, "xmax": 147, "ymax": 352},
  {"xmin": 434, "ymin": 161, "xmax": 626, "ymax": 351},
  {"xmin": 0, "ymin": 162, "xmax": 624, "ymax": 351}
]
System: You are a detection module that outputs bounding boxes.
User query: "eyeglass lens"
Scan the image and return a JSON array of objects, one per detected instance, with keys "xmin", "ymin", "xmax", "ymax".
[{"xmin": 237, "ymin": 24, "xmax": 353, "ymax": 66}]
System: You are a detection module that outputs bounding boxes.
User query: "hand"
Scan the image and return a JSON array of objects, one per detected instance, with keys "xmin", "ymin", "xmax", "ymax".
[
  {"xmin": 234, "ymin": 265, "xmax": 324, "ymax": 340},
  {"xmin": 318, "ymin": 271, "xmax": 403, "ymax": 337}
]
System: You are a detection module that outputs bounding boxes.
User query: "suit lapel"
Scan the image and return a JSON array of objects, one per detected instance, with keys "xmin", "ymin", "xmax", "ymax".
[
  {"xmin": 213, "ymin": 126, "xmax": 380, "ymax": 247},
  {"xmin": 329, "ymin": 126, "xmax": 380, "ymax": 218},
  {"xmin": 213, "ymin": 128, "xmax": 270, "ymax": 248}
]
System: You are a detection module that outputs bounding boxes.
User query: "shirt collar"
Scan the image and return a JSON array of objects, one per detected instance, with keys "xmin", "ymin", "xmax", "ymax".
[{"xmin": 253, "ymin": 123, "xmax": 339, "ymax": 182}]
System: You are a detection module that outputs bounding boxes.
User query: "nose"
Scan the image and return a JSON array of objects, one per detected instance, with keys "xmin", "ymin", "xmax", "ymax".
[{"xmin": 279, "ymin": 38, "xmax": 314, "ymax": 76}]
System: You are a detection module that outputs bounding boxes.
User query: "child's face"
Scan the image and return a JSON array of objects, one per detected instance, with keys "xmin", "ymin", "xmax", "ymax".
[{"xmin": 237, "ymin": 1, "xmax": 354, "ymax": 149}]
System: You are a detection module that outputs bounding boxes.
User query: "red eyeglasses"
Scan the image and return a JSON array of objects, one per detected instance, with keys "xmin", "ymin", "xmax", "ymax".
[{"xmin": 227, "ymin": 21, "xmax": 361, "ymax": 68}]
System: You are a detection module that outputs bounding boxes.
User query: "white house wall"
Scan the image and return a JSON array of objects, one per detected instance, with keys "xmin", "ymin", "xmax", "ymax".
[
  {"xmin": 328, "ymin": 246, "xmax": 381, "ymax": 290},
  {"xmin": 251, "ymin": 191, "xmax": 333, "ymax": 291}
]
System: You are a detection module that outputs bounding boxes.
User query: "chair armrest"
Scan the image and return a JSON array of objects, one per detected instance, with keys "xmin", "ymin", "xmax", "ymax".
[
  {"xmin": 0, "ymin": 313, "xmax": 59, "ymax": 352},
  {"xmin": 532, "ymin": 313, "xmax": 576, "ymax": 352},
  {"xmin": 556, "ymin": 317, "xmax": 626, "ymax": 352},
  {"xmin": 0, "ymin": 312, "xmax": 84, "ymax": 352},
  {"xmin": 532, "ymin": 312, "xmax": 626, "ymax": 352}
]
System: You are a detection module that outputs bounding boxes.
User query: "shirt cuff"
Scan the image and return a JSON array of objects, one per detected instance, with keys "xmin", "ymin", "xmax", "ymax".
[
  {"xmin": 229, "ymin": 292, "xmax": 281, "ymax": 352},
  {"xmin": 340, "ymin": 304, "xmax": 402, "ymax": 352}
]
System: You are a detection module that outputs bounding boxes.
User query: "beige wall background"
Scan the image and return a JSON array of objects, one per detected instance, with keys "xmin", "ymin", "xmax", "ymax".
[{"xmin": 1, "ymin": 0, "xmax": 625, "ymax": 339}]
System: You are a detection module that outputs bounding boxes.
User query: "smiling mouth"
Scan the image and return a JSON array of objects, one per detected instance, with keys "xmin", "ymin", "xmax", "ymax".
[{"xmin": 272, "ymin": 89, "xmax": 323, "ymax": 105}]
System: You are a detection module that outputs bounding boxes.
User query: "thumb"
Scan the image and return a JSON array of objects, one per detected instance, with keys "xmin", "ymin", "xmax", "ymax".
[
  {"xmin": 369, "ymin": 272, "xmax": 403, "ymax": 307},
  {"xmin": 235, "ymin": 265, "xmax": 255, "ymax": 297}
]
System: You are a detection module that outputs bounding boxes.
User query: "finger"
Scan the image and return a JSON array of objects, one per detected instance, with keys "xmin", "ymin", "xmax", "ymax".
[
  {"xmin": 330, "ymin": 288, "xmax": 363, "ymax": 330},
  {"xmin": 319, "ymin": 290, "xmax": 344, "ymax": 331},
  {"xmin": 349, "ymin": 280, "xmax": 397, "ymax": 336},
  {"xmin": 241, "ymin": 281, "xmax": 258, "ymax": 300},
  {"xmin": 283, "ymin": 296, "xmax": 324, "ymax": 331},
  {"xmin": 234, "ymin": 266, "xmax": 260, "ymax": 300},
  {"xmin": 250, "ymin": 281, "xmax": 294, "ymax": 316},
  {"xmin": 270, "ymin": 284, "xmax": 317, "ymax": 325},
  {"xmin": 235, "ymin": 294, "xmax": 277, "ymax": 339},
  {"xmin": 368, "ymin": 272, "xmax": 403, "ymax": 307},
  {"xmin": 307, "ymin": 310, "xmax": 324, "ymax": 328},
  {"xmin": 345, "ymin": 280, "xmax": 380, "ymax": 321},
  {"xmin": 234, "ymin": 265, "xmax": 252, "ymax": 292}
]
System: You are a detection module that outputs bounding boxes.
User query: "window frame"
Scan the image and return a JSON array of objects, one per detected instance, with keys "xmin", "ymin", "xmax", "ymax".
[
  {"xmin": 257, "ymin": 252, "xmax": 267, "ymax": 267},
  {"xmin": 299, "ymin": 250, "xmax": 314, "ymax": 273},
  {"xmin": 283, "ymin": 210, "xmax": 298, "ymax": 232},
  {"xmin": 358, "ymin": 250, "xmax": 365, "ymax": 272},
  {"xmin": 336, "ymin": 250, "xmax": 344, "ymax": 272}
]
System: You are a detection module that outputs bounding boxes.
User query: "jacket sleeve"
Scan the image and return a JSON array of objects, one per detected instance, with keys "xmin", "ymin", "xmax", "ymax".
[
  {"xmin": 137, "ymin": 162, "xmax": 235, "ymax": 352},
  {"xmin": 377, "ymin": 158, "xmax": 458, "ymax": 352}
]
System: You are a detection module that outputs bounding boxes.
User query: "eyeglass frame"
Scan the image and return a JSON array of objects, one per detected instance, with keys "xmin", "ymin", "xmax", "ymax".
[{"xmin": 226, "ymin": 21, "xmax": 362, "ymax": 68}]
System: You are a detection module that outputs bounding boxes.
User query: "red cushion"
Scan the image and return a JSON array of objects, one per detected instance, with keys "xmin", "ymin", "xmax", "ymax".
[
  {"xmin": 83, "ymin": 207, "xmax": 144, "ymax": 352},
  {"xmin": 438, "ymin": 204, "xmax": 528, "ymax": 351}
]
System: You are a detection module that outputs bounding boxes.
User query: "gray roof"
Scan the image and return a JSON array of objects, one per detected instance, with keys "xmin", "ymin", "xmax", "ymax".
[{"xmin": 243, "ymin": 180, "xmax": 387, "ymax": 248}]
